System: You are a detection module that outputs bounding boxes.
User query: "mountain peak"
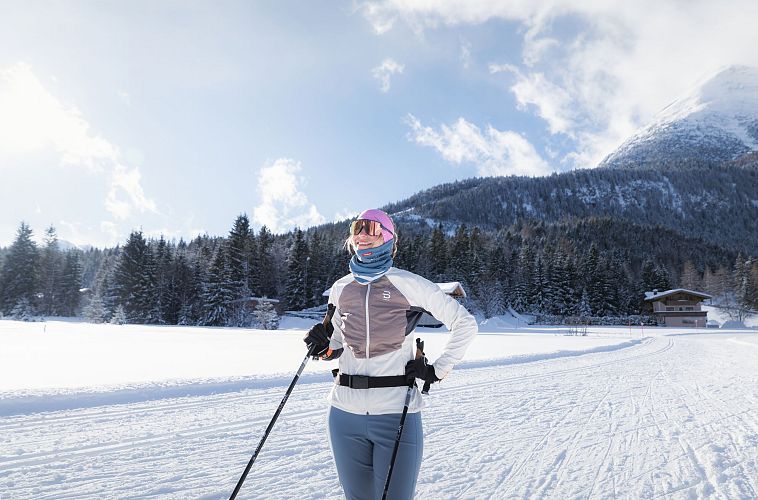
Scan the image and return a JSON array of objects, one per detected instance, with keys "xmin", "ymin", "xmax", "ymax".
[{"xmin": 600, "ymin": 65, "xmax": 758, "ymax": 169}]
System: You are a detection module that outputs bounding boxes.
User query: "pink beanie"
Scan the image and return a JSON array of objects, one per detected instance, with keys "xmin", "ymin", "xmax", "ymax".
[{"xmin": 357, "ymin": 209, "xmax": 394, "ymax": 241}]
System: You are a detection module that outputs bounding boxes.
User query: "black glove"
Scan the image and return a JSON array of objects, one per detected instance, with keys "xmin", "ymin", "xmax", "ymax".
[
  {"xmin": 405, "ymin": 356, "xmax": 439, "ymax": 385},
  {"xmin": 303, "ymin": 323, "xmax": 330, "ymax": 358}
]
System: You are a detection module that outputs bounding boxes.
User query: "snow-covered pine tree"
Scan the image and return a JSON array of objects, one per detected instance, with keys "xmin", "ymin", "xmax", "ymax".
[
  {"xmin": 228, "ymin": 214, "xmax": 253, "ymax": 300},
  {"xmin": 110, "ymin": 305, "xmax": 127, "ymax": 325},
  {"xmin": 190, "ymin": 243, "xmax": 212, "ymax": 324},
  {"xmin": 112, "ymin": 231, "xmax": 151, "ymax": 323},
  {"xmin": 151, "ymin": 235, "xmax": 179, "ymax": 324},
  {"xmin": 578, "ymin": 288, "xmax": 592, "ymax": 318},
  {"xmin": 449, "ymin": 224, "xmax": 471, "ymax": 285},
  {"xmin": 512, "ymin": 243, "xmax": 535, "ymax": 313},
  {"xmin": 306, "ymin": 230, "xmax": 332, "ymax": 308},
  {"xmin": 133, "ymin": 242, "xmax": 159, "ymax": 324},
  {"xmin": 284, "ymin": 229, "xmax": 310, "ymax": 311},
  {"xmin": 39, "ymin": 225, "xmax": 63, "ymax": 316},
  {"xmin": 428, "ymin": 223, "xmax": 447, "ymax": 282},
  {"xmin": 83, "ymin": 293, "xmax": 107, "ymax": 323},
  {"xmin": 10, "ymin": 298, "xmax": 35, "ymax": 321},
  {"xmin": 583, "ymin": 244, "xmax": 607, "ymax": 316},
  {"xmin": 530, "ymin": 255, "xmax": 549, "ymax": 313},
  {"xmin": 0, "ymin": 222, "xmax": 39, "ymax": 315},
  {"xmin": 58, "ymin": 251, "xmax": 83, "ymax": 316},
  {"xmin": 172, "ymin": 243, "xmax": 195, "ymax": 325},
  {"xmin": 201, "ymin": 243, "xmax": 236, "ymax": 326},
  {"xmin": 257, "ymin": 225, "xmax": 276, "ymax": 298},
  {"xmin": 254, "ymin": 300, "xmax": 279, "ymax": 330}
]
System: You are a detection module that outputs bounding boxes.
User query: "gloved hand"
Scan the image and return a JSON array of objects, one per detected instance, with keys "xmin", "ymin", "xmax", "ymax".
[
  {"xmin": 405, "ymin": 356, "xmax": 439, "ymax": 385},
  {"xmin": 303, "ymin": 323, "xmax": 330, "ymax": 358}
]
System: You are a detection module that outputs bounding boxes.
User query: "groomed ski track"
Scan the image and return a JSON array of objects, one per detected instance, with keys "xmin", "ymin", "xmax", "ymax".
[{"xmin": 2, "ymin": 333, "xmax": 757, "ymax": 499}]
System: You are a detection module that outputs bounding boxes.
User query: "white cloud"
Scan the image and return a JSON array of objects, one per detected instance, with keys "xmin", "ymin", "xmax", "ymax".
[
  {"xmin": 459, "ymin": 37, "xmax": 472, "ymax": 69},
  {"xmin": 334, "ymin": 209, "xmax": 360, "ymax": 222},
  {"xmin": 406, "ymin": 114, "xmax": 551, "ymax": 177},
  {"xmin": 105, "ymin": 165, "xmax": 158, "ymax": 220},
  {"xmin": 372, "ymin": 58, "xmax": 405, "ymax": 93},
  {"xmin": 252, "ymin": 158, "xmax": 325, "ymax": 233},
  {"xmin": 490, "ymin": 64, "xmax": 573, "ymax": 136},
  {"xmin": 363, "ymin": 0, "xmax": 758, "ymax": 167},
  {"xmin": 0, "ymin": 63, "xmax": 117, "ymax": 170},
  {"xmin": 0, "ymin": 63, "xmax": 157, "ymax": 218}
]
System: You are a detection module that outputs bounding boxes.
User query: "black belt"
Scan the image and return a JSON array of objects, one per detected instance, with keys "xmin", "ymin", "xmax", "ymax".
[{"xmin": 338, "ymin": 373, "xmax": 411, "ymax": 389}]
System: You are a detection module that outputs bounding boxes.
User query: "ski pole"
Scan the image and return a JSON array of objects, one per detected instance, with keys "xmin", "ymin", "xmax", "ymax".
[
  {"xmin": 229, "ymin": 305, "xmax": 335, "ymax": 500},
  {"xmin": 381, "ymin": 338, "xmax": 424, "ymax": 500}
]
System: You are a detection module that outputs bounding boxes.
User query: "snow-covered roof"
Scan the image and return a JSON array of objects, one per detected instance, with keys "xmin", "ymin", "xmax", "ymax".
[
  {"xmin": 644, "ymin": 288, "xmax": 712, "ymax": 301},
  {"xmin": 323, "ymin": 281, "xmax": 466, "ymax": 298},
  {"xmin": 229, "ymin": 296, "xmax": 280, "ymax": 304},
  {"xmin": 436, "ymin": 282, "xmax": 466, "ymax": 298}
]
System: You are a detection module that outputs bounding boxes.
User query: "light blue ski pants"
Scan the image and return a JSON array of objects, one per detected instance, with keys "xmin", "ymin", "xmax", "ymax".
[{"xmin": 327, "ymin": 406, "xmax": 423, "ymax": 500}]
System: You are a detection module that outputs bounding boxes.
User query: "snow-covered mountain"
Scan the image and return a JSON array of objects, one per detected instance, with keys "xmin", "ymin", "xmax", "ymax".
[{"xmin": 600, "ymin": 65, "xmax": 758, "ymax": 169}]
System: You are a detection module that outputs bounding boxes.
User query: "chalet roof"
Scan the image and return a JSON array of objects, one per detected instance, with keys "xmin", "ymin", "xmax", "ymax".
[
  {"xmin": 436, "ymin": 282, "xmax": 467, "ymax": 298},
  {"xmin": 229, "ymin": 296, "xmax": 281, "ymax": 304},
  {"xmin": 644, "ymin": 288, "xmax": 712, "ymax": 301},
  {"xmin": 323, "ymin": 281, "xmax": 466, "ymax": 298}
]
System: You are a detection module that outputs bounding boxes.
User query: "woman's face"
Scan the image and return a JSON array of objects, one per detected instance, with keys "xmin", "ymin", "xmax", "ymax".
[{"xmin": 353, "ymin": 231, "xmax": 385, "ymax": 251}]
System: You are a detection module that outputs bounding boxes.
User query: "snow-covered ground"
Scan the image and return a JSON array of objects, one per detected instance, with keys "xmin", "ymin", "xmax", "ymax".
[{"xmin": 1, "ymin": 319, "xmax": 757, "ymax": 499}]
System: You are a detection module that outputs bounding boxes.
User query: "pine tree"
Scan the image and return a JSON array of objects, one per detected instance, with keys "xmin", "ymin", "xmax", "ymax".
[
  {"xmin": 39, "ymin": 225, "xmax": 62, "ymax": 315},
  {"xmin": 578, "ymin": 288, "xmax": 592, "ymax": 318},
  {"xmin": 111, "ymin": 231, "xmax": 154, "ymax": 323},
  {"xmin": 152, "ymin": 237, "xmax": 175, "ymax": 324},
  {"xmin": 449, "ymin": 225, "xmax": 471, "ymax": 284},
  {"xmin": 172, "ymin": 243, "xmax": 195, "ymax": 325},
  {"xmin": 135, "ymin": 244, "xmax": 160, "ymax": 324},
  {"xmin": 0, "ymin": 222, "xmax": 39, "ymax": 314},
  {"xmin": 201, "ymin": 244, "xmax": 236, "ymax": 326},
  {"xmin": 583, "ymin": 245, "xmax": 604, "ymax": 315},
  {"xmin": 680, "ymin": 260, "xmax": 700, "ymax": 290},
  {"xmin": 191, "ymin": 244, "xmax": 212, "ymax": 324},
  {"xmin": 228, "ymin": 214, "xmax": 253, "ymax": 300},
  {"xmin": 428, "ymin": 224, "xmax": 447, "ymax": 281},
  {"xmin": 110, "ymin": 305, "xmax": 127, "ymax": 325},
  {"xmin": 254, "ymin": 300, "xmax": 279, "ymax": 330},
  {"xmin": 58, "ymin": 251, "xmax": 83, "ymax": 316},
  {"xmin": 308, "ymin": 230, "xmax": 334, "ymax": 307},
  {"xmin": 284, "ymin": 229, "xmax": 310, "ymax": 311},
  {"xmin": 530, "ymin": 256, "xmax": 549, "ymax": 313},
  {"xmin": 641, "ymin": 259, "xmax": 658, "ymax": 293},
  {"xmin": 257, "ymin": 225, "xmax": 276, "ymax": 298},
  {"xmin": 83, "ymin": 293, "xmax": 107, "ymax": 323},
  {"xmin": 10, "ymin": 297, "xmax": 34, "ymax": 321}
]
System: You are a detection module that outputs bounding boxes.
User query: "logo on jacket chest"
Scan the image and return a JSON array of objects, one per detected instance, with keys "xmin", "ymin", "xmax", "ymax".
[{"xmin": 382, "ymin": 290, "xmax": 391, "ymax": 301}]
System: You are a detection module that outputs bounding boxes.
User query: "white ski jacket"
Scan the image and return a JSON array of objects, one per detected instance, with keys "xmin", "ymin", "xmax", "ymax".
[{"xmin": 325, "ymin": 267, "xmax": 477, "ymax": 415}]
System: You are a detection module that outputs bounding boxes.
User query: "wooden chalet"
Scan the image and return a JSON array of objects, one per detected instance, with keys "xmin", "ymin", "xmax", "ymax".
[{"xmin": 644, "ymin": 289, "xmax": 712, "ymax": 327}]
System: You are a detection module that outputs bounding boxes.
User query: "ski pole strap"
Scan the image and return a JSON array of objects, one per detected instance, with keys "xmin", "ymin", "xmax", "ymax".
[{"xmin": 338, "ymin": 374, "xmax": 411, "ymax": 389}]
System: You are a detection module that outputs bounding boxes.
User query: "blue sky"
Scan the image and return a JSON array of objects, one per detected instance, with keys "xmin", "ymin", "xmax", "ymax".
[{"xmin": 2, "ymin": 0, "xmax": 757, "ymax": 247}]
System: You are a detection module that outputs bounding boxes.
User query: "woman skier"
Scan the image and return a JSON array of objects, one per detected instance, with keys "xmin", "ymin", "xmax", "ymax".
[{"xmin": 304, "ymin": 208, "xmax": 478, "ymax": 499}]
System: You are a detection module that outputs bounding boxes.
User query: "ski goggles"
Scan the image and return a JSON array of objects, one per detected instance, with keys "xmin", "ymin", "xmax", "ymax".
[{"xmin": 350, "ymin": 219, "xmax": 393, "ymax": 237}]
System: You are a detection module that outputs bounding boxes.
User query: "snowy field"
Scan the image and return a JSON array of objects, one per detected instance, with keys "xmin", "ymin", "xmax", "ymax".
[{"xmin": 1, "ymin": 319, "xmax": 757, "ymax": 499}]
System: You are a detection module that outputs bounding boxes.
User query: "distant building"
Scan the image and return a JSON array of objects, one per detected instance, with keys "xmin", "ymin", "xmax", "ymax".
[
  {"xmin": 229, "ymin": 296, "xmax": 283, "ymax": 314},
  {"xmin": 644, "ymin": 289, "xmax": 712, "ymax": 327},
  {"xmin": 322, "ymin": 281, "xmax": 467, "ymax": 328}
]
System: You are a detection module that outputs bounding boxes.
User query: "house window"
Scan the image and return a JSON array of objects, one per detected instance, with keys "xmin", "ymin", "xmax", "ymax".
[{"xmin": 685, "ymin": 307, "xmax": 693, "ymax": 311}]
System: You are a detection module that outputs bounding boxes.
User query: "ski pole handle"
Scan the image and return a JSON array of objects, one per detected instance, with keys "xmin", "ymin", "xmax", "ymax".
[{"xmin": 415, "ymin": 338, "xmax": 432, "ymax": 394}]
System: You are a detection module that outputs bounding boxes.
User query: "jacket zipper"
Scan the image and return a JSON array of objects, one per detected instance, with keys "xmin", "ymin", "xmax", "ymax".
[{"xmin": 365, "ymin": 283, "xmax": 371, "ymax": 358}]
